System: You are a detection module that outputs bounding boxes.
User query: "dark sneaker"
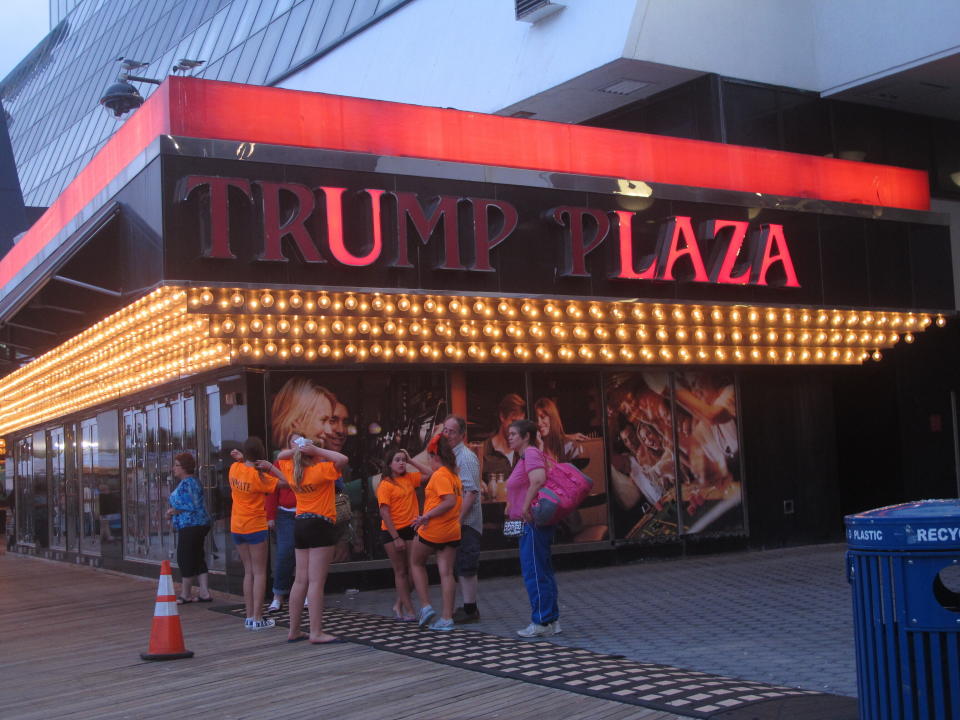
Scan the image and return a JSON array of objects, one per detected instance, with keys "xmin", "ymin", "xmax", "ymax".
[{"xmin": 452, "ymin": 606, "xmax": 481, "ymax": 624}]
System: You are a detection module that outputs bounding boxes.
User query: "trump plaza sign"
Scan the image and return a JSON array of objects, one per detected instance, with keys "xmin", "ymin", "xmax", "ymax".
[{"xmin": 177, "ymin": 174, "xmax": 801, "ymax": 289}]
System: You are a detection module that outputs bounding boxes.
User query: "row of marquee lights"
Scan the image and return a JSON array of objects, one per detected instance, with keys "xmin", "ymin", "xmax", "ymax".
[
  {"xmin": 193, "ymin": 288, "xmax": 941, "ymax": 365},
  {"xmin": 0, "ymin": 285, "xmax": 946, "ymax": 436}
]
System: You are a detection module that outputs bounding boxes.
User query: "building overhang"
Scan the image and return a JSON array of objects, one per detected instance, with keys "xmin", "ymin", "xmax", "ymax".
[
  {"xmin": 0, "ymin": 78, "xmax": 950, "ymax": 436},
  {"xmin": 0, "ymin": 282, "xmax": 943, "ymax": 437}
]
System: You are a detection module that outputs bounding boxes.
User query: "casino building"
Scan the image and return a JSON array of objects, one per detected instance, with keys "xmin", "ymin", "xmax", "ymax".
[{"xmin": 1, "ymin": 1, "xmax": 959, "ymax": 587}]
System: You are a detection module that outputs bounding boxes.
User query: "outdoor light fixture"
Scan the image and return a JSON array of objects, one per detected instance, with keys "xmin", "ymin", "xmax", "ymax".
[{"xmin": 0, "ymin": 284, "xmax": 946, "ymax": 437}]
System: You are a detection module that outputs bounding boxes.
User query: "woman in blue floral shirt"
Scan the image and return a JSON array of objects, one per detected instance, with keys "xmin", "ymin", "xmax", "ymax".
[{"xmin": 166, "ymin": 452, "xmax": 213, "ymax": 603}]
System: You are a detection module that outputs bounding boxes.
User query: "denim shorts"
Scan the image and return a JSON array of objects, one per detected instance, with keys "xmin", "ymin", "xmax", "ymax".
[
  {"xmin": 232, "ymin": 529, "xmax": 269, "ymax": 545},
  {"xmin": 455, "ymin": 525, "xmax": 481, "ymax": 577}
]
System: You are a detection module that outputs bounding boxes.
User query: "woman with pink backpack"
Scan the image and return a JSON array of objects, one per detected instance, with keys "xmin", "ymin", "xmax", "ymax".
[{"xmin": 504, "ymin": 418, "xmax": 561, "ymax": 639}]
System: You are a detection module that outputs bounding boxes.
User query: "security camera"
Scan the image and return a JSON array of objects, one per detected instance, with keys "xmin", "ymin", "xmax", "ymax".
[{"xmin": 99, "ymin": 79, "xmax": 144, "ymax": 117}]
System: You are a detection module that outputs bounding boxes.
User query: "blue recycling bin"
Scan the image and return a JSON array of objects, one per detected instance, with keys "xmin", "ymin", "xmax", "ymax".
[{"xmin": 845, "ymin": 500, "xmax": 960, "ymax": 719}]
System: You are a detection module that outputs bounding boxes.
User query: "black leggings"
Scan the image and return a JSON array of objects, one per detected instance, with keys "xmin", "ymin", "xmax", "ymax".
[{"xmin": 177, "ymin": 524, "xmax": 210, "ymax": 577}]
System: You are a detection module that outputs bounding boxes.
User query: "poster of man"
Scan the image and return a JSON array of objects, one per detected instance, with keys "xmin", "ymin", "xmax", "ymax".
[{"xmin": 605, "ymin": 371, "xmax": 679, "ymax": 541}]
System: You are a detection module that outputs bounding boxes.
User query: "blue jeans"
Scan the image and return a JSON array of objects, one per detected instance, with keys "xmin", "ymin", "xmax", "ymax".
[
  {"xmin": 519, "ymin": 522, "xmax": 558, "ymax": 625},
  {"xmin": 272, "ymin": 509, "xmax": 295, "ymax": 595}
]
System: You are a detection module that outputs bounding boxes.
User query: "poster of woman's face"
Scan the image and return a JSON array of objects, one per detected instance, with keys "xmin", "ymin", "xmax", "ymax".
[
  {"xmin": 269, "ymin": 371, "xmax": 447, "ymax": 561},
  {"xmin": 674, "ymin": 371, "xmax": 744, "ymax": 535},
  {"xmin": 605, "ymin": 372, "xmax": 679, "ymax": 541}
]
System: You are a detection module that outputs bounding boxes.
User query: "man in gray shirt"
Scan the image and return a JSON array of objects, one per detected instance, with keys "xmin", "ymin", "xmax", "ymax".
[{"xmin": 442, "ymin": 414, "xmax": 482, "ymax": 623}]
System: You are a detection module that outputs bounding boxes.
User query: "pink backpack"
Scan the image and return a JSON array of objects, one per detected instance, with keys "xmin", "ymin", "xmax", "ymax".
[{"xmin": 530, "ymin": 451, "xmax": 593, "ymax": 526}]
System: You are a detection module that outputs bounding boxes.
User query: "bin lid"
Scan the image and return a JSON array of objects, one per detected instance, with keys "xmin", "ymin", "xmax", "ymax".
[{"xmin": 845, "ymin": 499, "xmax": 960, "ymax": 550}]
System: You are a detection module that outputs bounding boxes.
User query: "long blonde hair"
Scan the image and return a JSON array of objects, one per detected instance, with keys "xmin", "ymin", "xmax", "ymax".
[
  {"xmin": 285, "ymin": 431, "xmax": 311, "ymax": 492},
  {"xmin": 272, "ymin": 377, "xmax": 337, "ymax": 447}
]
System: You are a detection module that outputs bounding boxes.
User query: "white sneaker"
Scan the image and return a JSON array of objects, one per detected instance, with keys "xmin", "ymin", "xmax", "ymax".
[
  {"xmin": 417, "ymin": 605, "xmax": 436, "ymax": 627},
  {"xmin": 429, "ymin": 617, "xmax": 455, "ymax": 631},
  {"xmin": 268, "ymin": 598, "xmax": 282, "ymax": 613},
  {"xmin": 247, "ymin": 618, "xmax": 276, "ymax": 631},
  {"xmin": 551, "ymin": 620, "xmax": 561, "ymax": 635},
  {"xmin": 516, "ymin": 622, "xmax": 555, "ymax": 638}
]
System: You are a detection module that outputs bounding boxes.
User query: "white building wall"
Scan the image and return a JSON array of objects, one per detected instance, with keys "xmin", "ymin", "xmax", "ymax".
[
  {"xmin": 812, "ymin": 0, "xmax": 960, "ymax": 94},
  {"xmin": 279, "ymin": 0, "xmax": 960, "ymax": 119},
  {"xmin": 279, "ymin": 0, "xmax": 639, "ymax": 113}
]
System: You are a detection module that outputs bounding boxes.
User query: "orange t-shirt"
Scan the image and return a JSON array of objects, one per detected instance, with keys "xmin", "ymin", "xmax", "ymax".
[
  {"xmin": 277, "ymin": 458, "xmax": 340, "ymax": 519},
  {"xmin": 377, "ymin": 471, "xmax": 422, "ymax": 530},
  {"xmin": 418, "ymin": 466, "xmax": 462, "ymax": 544},
  {"xmin": 228, "ymin": 462, "xmax": 279, "ymax": 534}
]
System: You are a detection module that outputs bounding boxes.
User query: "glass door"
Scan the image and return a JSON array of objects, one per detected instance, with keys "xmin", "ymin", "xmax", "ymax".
[
  {"xmin": 48, "ymin": 428, "xmax": 67, "ymax": 550},
  {"xmin": 78, "ymin": 418, "xmax": 101, "ymax": 555},
  {"xmin": 14, "ymin": 436, "xmax": 33, "ymax": 545},
  {"xmin": 123, "ymin": 391, "xmax": 203, "ymax": 564}
]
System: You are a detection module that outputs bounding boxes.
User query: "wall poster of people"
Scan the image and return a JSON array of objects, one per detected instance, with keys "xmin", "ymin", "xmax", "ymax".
[
  {"xmin": 268, "ymin": 371, "xmax": 448, "ymax": 562},
  {"xmin": 465, "ymin": 371, "xmax": 610, "ymax": 549},
  {"xmin": 464, "ymin": 371, "xmax": 526, "ymax": 551},
  {"xmin": 605, "ymin": 371, "xmax": 745, "ymax": 541}
]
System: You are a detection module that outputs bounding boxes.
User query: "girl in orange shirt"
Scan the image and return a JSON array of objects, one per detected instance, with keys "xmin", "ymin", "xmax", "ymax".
[
  {"xmin": 228, "ymin": 436, "xmax": 287, "ymax": 631},
  {"xmin": 406, "ymin": 434, "xmax": 462, "ymax": 631},
  {"xmin": 376, "ymin": 448, "xmax": 422, "ymax": 621},
  {"xmin": 275, "ymin": 432, "xmax": 348, "ymax": 644}
]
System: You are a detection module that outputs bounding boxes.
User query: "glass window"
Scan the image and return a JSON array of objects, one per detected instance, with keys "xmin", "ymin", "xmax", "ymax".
[
  {"xmin": 248, "ymin": 17, "xmax": 288, "ymax": 85},
  {"xmin": 229, "ymin": 0, "xmax": 262, "ymax": 52},
  {"xmin": 15, "ymin": 436, "xmax": 34, "ymax": 545},
  {"xmin": 317, "ymin": 0, "xmax": 354, "ymax": 49},
  {"xmin": 345, "ymin": 0, "xmax": 379, "ymax": 32},
  {"xmin": 79, "ymin": 418, "xmax": 101, "ymax": 555},
  {"xmin": 232, "ymin": 27, "xmax": 266, "ymax": 84},
  {"xmin": 723, "ymin": 81, "xmax": 780, "ymax": 150},
  {"xmin": 267, "ymin": 2, "xmax": 311, "ymax": 80},
  {"xmin": 290, "ymin": 0, "xmax": 335, "ymax": 66},
  {"xmin": 32, "ymin": 430, "xmax": 48, "ymax": 549}
]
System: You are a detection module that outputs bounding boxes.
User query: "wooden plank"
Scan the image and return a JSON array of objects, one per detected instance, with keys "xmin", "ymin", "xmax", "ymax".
[{"xmin": 0, "ymin": 555, "xmax": 687, "ymax": 720}]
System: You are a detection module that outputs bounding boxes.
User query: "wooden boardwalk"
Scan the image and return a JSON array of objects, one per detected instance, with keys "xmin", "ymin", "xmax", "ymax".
[{"xmin": 0, "ymin": 554, "xmax": 683, "ymax": 720}]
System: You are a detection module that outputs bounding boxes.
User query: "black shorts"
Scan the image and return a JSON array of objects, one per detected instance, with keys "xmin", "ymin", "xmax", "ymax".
[
  {"xmin": 294, "ymin": 516, "xmax": 338, "ymax": 549},
  {"xmin": 416, "ymin": 534, "xmax": 461, "ymax": 551},
  {"xmin": 455, "ymin": 525, "xmax": 481, "ymax": 577},
  {"xmin": 379, "ymin": 525, "xmax": 415, "ymax": 546}
]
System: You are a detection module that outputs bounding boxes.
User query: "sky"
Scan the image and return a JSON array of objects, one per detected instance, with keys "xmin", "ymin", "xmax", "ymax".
[{"xmin": 0, "ymin": 2, "xmax": 51, "ymax": 81}]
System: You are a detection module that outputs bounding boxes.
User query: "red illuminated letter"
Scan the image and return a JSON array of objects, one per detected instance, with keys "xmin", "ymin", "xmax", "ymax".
[
  {"xmin": 177, "ymin": 175, "xmax": 252, "ymax": 260},
  {"xmin": 322, "ymin": 188, "xmax": 384, "ymax": 267},
  {"xmin": 610, "ymin": 210, "xmax": 657, "ymax": 279},
  {"xmin": 656, "ymin": 216, "xmax": 709, "ymax": 282},
  {"xmin": 550, "ymin": 206, "xmax": 610, "ymax": 277},
  {"xmin": 391, "ymin": 193, "xmax": 464, "ymax": 270},
  {"xmin": 256, "ymin": 181, "xmax": 322, "ymax": 263},
  {"xmin": 750, "ymin": 224, "xmax": 800, "ymax": 287},
  {"xmin": 705, "ymin": 219, "xmax": 751, "ymax": 284},
  {"xmin": 469, "ymin": 198, "xmax": 518, "ymax": 272}
]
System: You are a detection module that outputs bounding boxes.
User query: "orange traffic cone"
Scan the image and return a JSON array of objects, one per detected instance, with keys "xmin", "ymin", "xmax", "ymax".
[{"xmin": 140, "ymin": 559, "xmax": 194, "ymax": 661}]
